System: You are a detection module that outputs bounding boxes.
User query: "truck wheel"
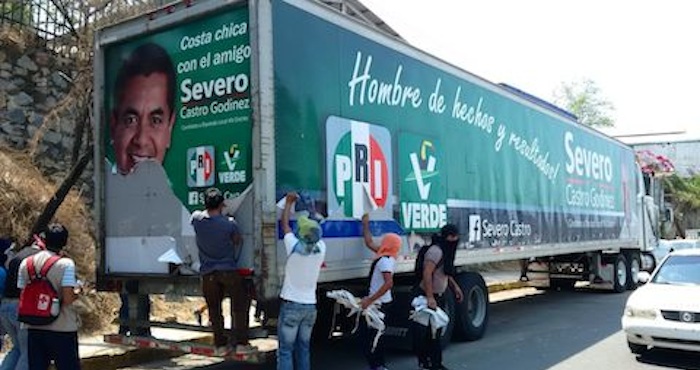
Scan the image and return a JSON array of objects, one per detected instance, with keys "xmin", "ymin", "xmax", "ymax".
[
  {"xmin": 612, "ymin": 254, "xmax": 628, "ymax": 293},
  {"xmin": 624, "ymin": 252, "xmax": 641, "ymax": 290},
  {"xmin": 453, "ymin": 272, "xmax": 489, "ymax": 341},
  {"xmin": 628, "ymin": 341, "xmax": 647, "ymax": 355},
  {"xmin": 642, "ymin": 251, "xmax": 656, "ymax": 273},
  {"xmin": 439, "ymin": 289, "xmax": 456, "ymax": 349}
]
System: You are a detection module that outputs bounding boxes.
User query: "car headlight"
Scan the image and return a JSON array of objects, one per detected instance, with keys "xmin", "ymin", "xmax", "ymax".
[{"xmin": 624, "ymin": 306, "xmax": 657, "ymax": 319}]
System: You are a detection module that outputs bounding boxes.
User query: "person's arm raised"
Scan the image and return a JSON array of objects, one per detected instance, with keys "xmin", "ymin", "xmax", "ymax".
[
  {"xmin": 282, "ymin": 192, "xmax": 298, "ymax": 235},
  {"xmin": 361, "ymin": 213, "xmax": 379, "ymax": 253}
]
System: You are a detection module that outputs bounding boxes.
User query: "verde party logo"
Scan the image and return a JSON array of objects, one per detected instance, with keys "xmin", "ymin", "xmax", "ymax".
[
  {"xmin": 218, "ymin": 144, "xmax": 247, "ymax": 185},
  {"xmin": 326, "ymin": 116, "xmax": 393, "ymax": 219},
  {"xmin": 399, "ymin": 133, "xmax": 447, "ymax": 231}
]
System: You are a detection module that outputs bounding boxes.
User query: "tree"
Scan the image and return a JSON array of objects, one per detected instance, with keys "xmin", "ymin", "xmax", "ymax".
[
  {"xmin": 1, "ymin": 1, "xmax": 33, "ymax": 25},
  {"xmin": 22, "ymin": 0, "xmax": 168, "ymax": 238},
  {"xmin": 662, "ymin": 175, "xmax": 700, "ymax": 238},
  {"xmin": 553, "ymin": 79, "xmax": 615, "ymax": 128}
]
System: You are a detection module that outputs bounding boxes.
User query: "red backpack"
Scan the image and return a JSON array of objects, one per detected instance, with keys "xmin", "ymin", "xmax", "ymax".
[{"xmin": 18, "ymin": 255, "xmax": 62, "ymax": 325}]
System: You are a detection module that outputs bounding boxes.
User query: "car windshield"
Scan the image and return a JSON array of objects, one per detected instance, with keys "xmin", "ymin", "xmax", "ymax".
[
  {"xmin": 668, "ymin": 240, "xmax": 697, "ymax": 250},
  {"xmin": 652, "ymin": 255, "xmax": 700, "ymax": 285}
]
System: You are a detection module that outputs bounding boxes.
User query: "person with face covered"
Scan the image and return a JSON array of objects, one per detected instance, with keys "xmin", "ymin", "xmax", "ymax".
[
  {"xmin": 360, "ymin": 213, "xmax": 401, "ymax": 370},
  {"xmin": 110, "ymin": 42, "xmax": 176, "ymax": 175},
  {"xmin": 278, "ymin": 192, "xmax": 326, "ymax": 370},
  {"xmin": 414, "ymin": 224, "xmax": 464, "ymax": 370}
]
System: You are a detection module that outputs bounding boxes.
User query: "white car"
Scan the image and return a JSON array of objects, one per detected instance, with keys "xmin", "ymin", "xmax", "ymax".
[
  {"xmin": 652, "ymin": 239, "xmax": 700, "ymax": 266},
  {"xmin": 622, "ymin": 249, "xmax": 700, "ymax": 355}
]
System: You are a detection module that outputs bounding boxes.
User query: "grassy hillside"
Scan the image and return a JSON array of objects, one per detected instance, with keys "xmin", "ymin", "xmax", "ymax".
[{"xmin": 0, "ymin": 148, "xmax": 118, "ymax": 333}]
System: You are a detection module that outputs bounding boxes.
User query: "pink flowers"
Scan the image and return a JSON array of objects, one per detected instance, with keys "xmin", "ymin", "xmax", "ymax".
[{"xmin": 636, "ymin": 149, "xmax": 675, "ymax": 175}]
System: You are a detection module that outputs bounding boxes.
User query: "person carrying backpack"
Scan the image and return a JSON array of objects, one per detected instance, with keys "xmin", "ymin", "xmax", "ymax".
[
  {"xmin": 0, "ymin": 235, "xmax": 43, "ymax": 370},
  {"xmin": 359, "ymin": 213, "xmax": 401, "ymax": 370},
  {"xmin": 413, "ymin": 224, "xmax": 464, "ymax": 370},
  {"xmin": 17, "ymin": 224, "xmax": 83, "ymax": 370}
]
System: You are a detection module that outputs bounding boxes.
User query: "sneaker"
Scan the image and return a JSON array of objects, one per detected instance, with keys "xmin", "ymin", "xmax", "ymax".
[
  {"xmin": 214, "ymin": 345, "xmax": 233, "ymax": 356},
  {"xmin": 235, "ymin": 343, "xmax": 258, "ymax": 354}
]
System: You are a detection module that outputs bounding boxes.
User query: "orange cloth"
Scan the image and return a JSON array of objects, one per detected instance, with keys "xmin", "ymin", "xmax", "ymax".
[{"xmin": 376, "ymin": 233, "xmax": 401, "ymax": 258}]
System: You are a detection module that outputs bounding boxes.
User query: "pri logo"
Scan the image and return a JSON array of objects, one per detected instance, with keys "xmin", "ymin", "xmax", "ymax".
[
  {"xmin": 327, "ymin": 117, "xmax": 392, "ymax": 219},
  {"xmin": 187, "ymin": 146, "xmax": 215, "ymax": 187}
]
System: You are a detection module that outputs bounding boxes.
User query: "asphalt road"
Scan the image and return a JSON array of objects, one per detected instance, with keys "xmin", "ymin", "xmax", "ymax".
[{"xmin": 119, "ymin": 287, "xmax": 700, "ymax": 370}]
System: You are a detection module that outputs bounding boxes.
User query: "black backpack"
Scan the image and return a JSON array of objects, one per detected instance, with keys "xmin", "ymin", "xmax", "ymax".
[
  {"xmin": 414, "ymin": 243, "xmax": 443, "ymax": 285},
  {"xmin": 4, "ymin": 257, "xmax": 23, "ymax": 299},
  {"xmin": 368, "ymin": 256, "xmax": 389, "ymax": 281}
]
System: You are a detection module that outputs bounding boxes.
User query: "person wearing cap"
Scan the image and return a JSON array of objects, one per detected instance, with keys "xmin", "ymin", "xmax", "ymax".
[
  {"xmin": 277, "ymin": 192, "xmax": 326, "ymax": 370},
  {"xmin": 191, "ymin": 188, "xmax": 253, "ymax": 354},
  {"xmin": 360, "ymin": 213, "xmax": 401, "ymax": 370},
  {"xmin": 18, "ymin": 224, "xmax": 82, "ymax": 370},
  {"xmin": 415, "ymin": 224, "xmax": 464, "ymax": 370}
]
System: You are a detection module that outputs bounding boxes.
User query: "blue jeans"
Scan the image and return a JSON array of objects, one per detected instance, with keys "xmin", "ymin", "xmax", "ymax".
[
  {"xmin": 277, "ymin": 300, "xmax": 317, "ymax": 370},
  {"xmin": 0, "ymin": 300, "xmax": 28, "ymax": 370}
]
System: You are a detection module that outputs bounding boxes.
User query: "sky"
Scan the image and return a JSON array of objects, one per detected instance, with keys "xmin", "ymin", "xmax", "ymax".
[{"xmin": 360, "ymin": 0, "xmax": 700, "ymax": 139}]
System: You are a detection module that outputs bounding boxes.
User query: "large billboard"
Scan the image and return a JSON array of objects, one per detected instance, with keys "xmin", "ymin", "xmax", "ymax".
[
  {"xmin": 101, "ymin": 5, "xmax": 252, "ymax": 274},
  {"xmin": 272, "ymin": 0, "xmax": 640, "ymax": 252}
]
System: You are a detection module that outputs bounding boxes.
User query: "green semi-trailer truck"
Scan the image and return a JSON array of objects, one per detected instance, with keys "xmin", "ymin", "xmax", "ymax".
[{"xmin": 94, "ymin": 0, "xmax": 660, "ymax": 360}]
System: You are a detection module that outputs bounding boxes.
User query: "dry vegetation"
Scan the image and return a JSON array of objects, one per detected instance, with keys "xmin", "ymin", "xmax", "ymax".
[
  {"xmin": 1, "ymin": 0, "xmax": 217, "ymax": 336},
  {"xmin": 0, "ymin": 148, "xmax": 119, "ymax": 334},
  {"xmin": 0, "ymin": 147, "xmax": 208, "ymax": 333},
  {"xmin": 151, "ymin": 295, "xmax": 206, "ymax": 325}
]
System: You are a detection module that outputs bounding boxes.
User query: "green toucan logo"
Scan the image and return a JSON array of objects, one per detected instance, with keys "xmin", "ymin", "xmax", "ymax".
[{"xmin": 406, "ymin": 140, "xmax": 438, "ymax": 200}]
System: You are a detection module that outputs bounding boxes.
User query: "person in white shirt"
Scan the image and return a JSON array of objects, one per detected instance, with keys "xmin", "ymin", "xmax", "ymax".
[
  {"xmin": 360, "ymin": 213, "xmax": 401, "ymax": 370},
  {"xmin": 277, "ymin": 192, "xmax": 326, "ymax": 370},
  {"xmin": 18, "ymin": 224, "xmax": 82, "ymax": 370}
]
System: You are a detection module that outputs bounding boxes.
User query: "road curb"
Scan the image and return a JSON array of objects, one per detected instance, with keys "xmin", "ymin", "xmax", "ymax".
[
  {"xmin": 81, "ymin": 280, "xmax": 525, "ymax": 369},
  {"xmin": 488, "ymin": 280, "xmax": 528, "ymax": 294},
  {"xmin": 81, "ymin": 347, "xmax": 182, "ymax": 370}
]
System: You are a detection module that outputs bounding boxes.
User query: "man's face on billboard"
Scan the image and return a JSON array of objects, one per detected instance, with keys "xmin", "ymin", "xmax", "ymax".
[{"xmin": 110, "ymin": 73, "xmax": 174, "ymax": 175}]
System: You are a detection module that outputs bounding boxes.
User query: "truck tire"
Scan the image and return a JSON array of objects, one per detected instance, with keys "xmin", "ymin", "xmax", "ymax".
[
  {"xmin": 624, "ymin": 251, "xmax": 641, "ymax": 290},
  {"xmin": 453, "ymin": 272, "xmax": 489, "ymax": 341},
  {"xmin": 439, "ymin": 288, "xmax": 456, "ymax": 349},
  {"xmin": 642, "ymin": 251, "xmax": 656, "ymax": 273},
  {"xmin": 612, "ymin": 254, "xmax": 628, "ymax": 293}
]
